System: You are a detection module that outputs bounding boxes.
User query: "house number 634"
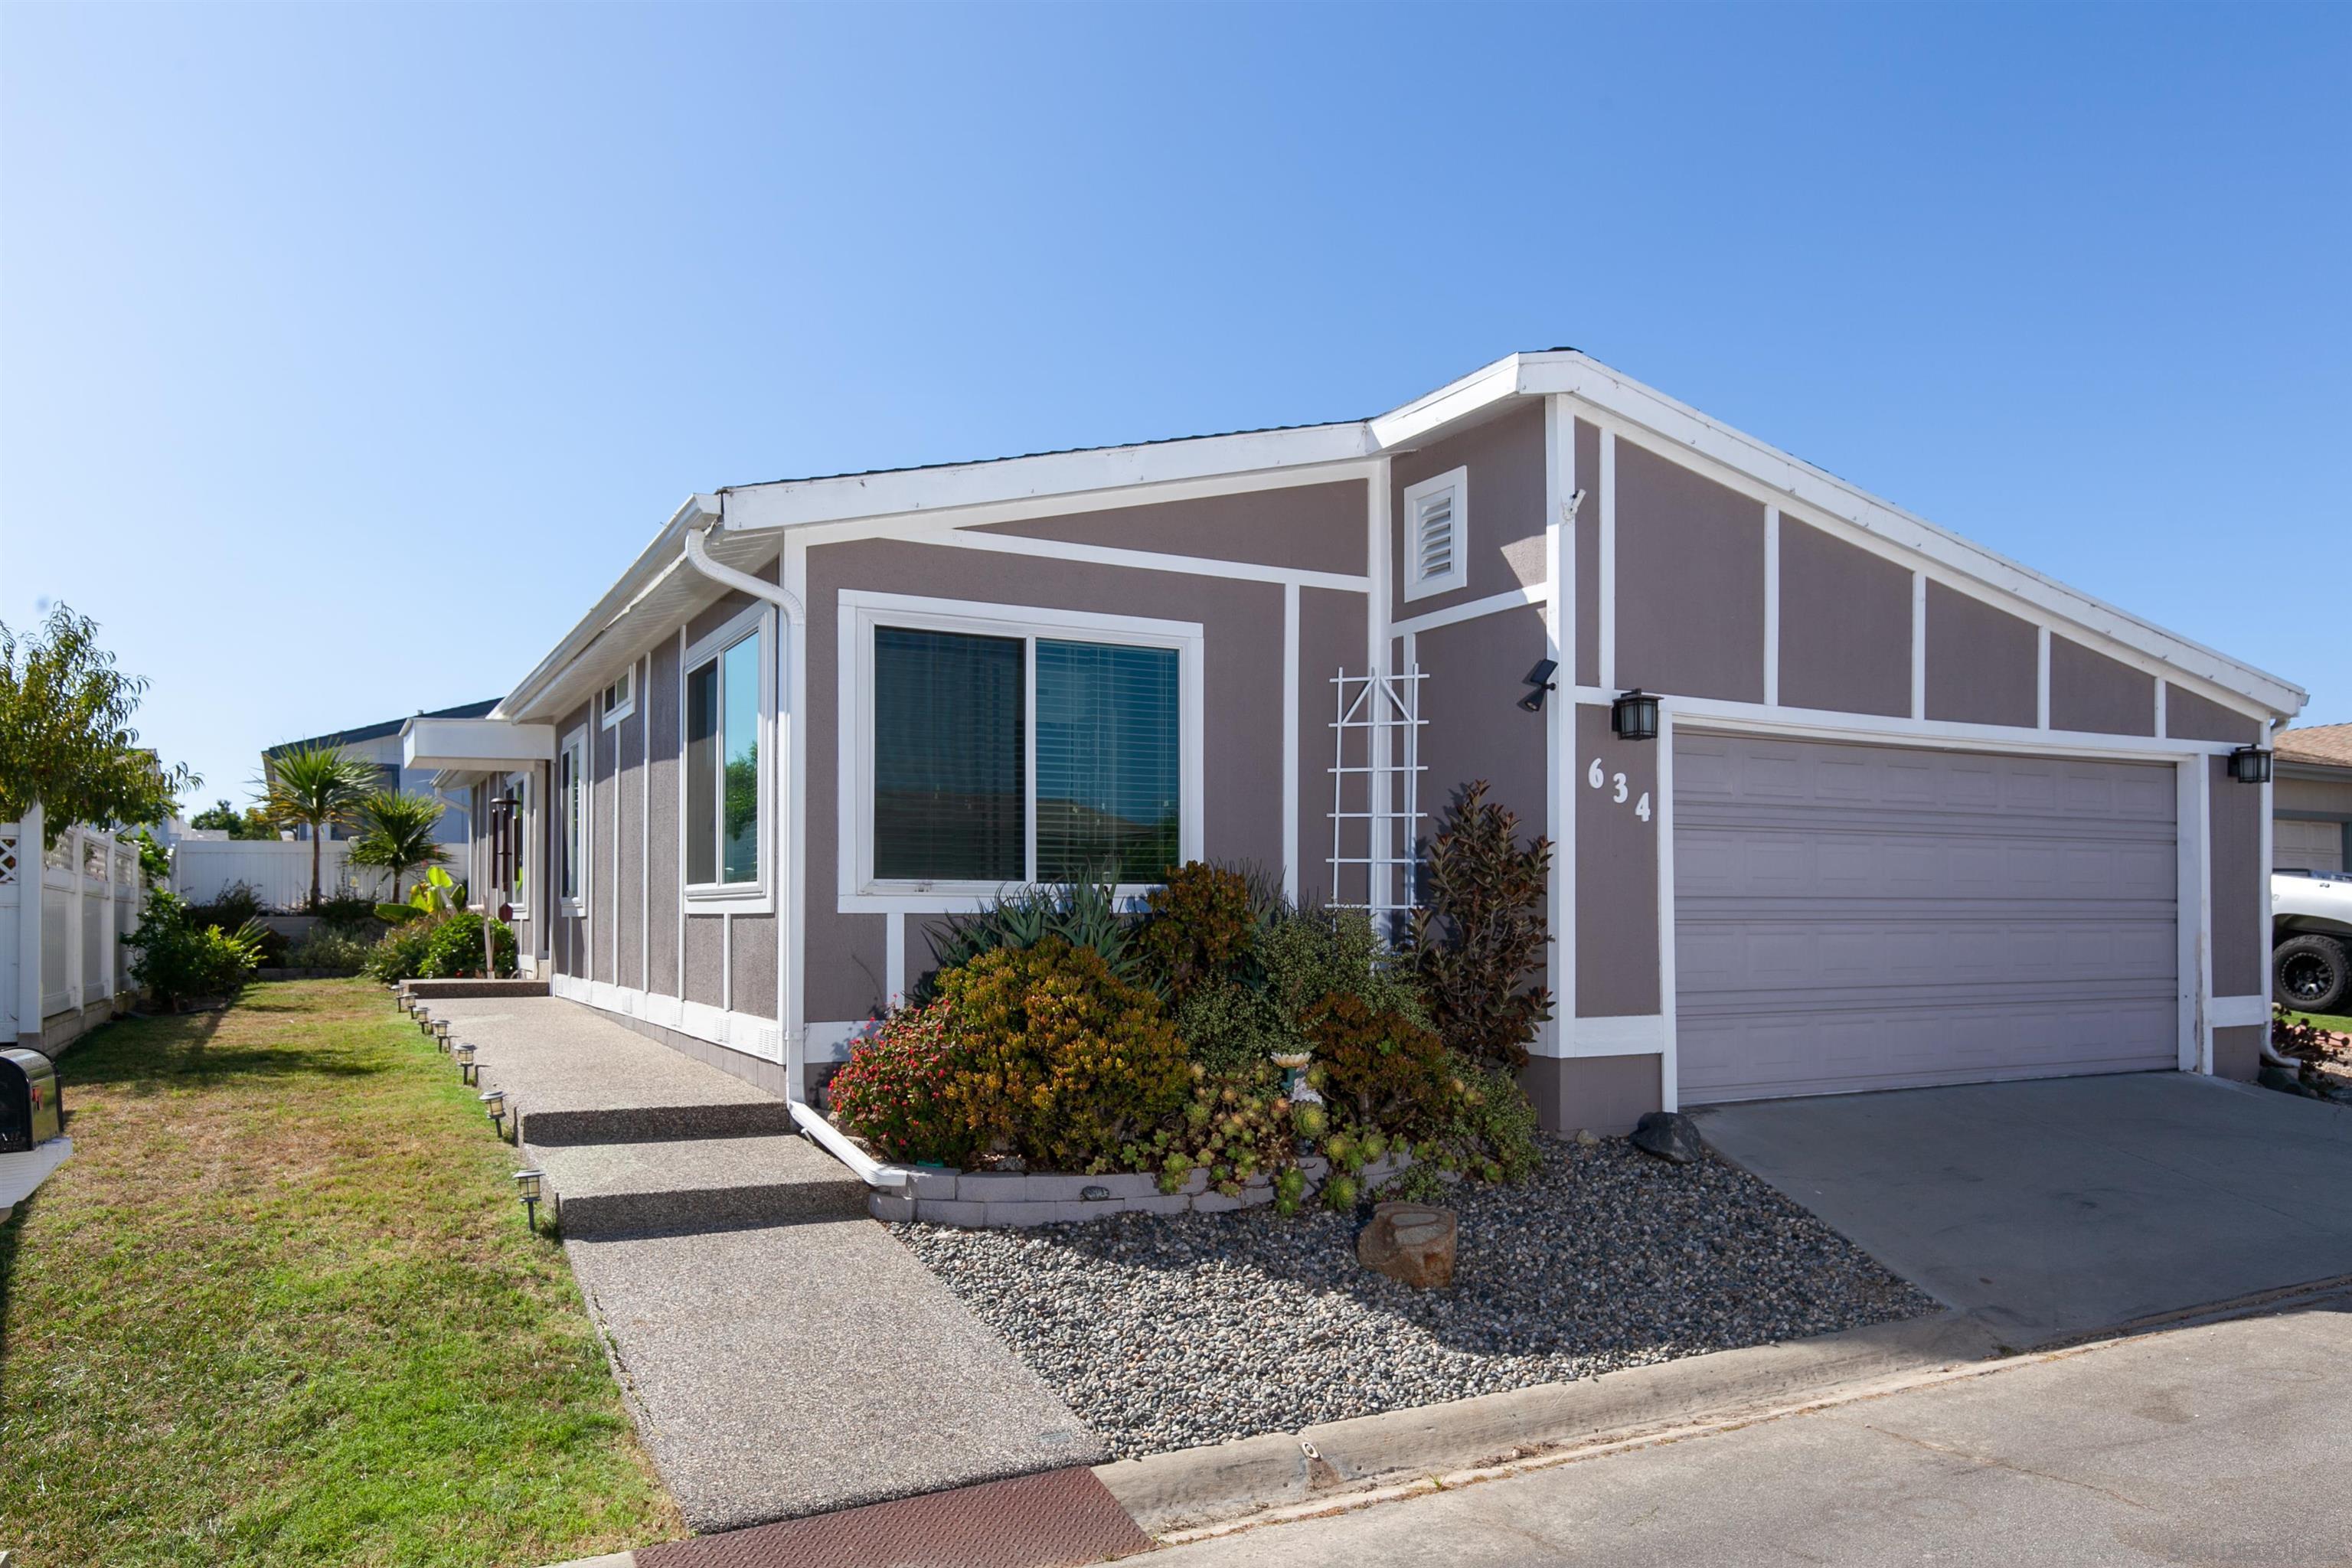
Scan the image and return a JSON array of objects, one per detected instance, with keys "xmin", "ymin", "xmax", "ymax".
[{"xmin": 1587, "ymin": 758, "xmax": 1652, "ymax": 823}]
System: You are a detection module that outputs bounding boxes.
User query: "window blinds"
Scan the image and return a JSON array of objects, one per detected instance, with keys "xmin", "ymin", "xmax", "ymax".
[
  {"xmin": 874, "ymin": 627, "xmax": 1026, "ymax": 881},
  {"xmin": 1034, "ymin": 639, "xmax": 1180, "ymax": 883}
]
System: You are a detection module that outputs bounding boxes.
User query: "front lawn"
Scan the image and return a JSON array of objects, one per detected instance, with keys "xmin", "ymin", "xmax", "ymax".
[
  {"xmin": 0, "ymin": 980, "xmax": 680, "ymax": 1566},
  {"xmin": 2285, "ymin": 1009, "xmax": 2352, "ymax": 1036}
]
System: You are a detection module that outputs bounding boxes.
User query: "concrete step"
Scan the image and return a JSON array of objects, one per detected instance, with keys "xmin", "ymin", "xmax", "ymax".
[
  {"xmin": 534, "ymin": 1134, "xmax": 868, "ymax": 1239},
  {"xmin": 517, "ymin": 1097, "xmax": 802, "ymax": 1148}
]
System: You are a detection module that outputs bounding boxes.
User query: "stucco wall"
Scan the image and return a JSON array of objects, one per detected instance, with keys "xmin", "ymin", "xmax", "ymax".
[
  {"xmin": 2168, "ymin": 684, "xmax": 2262, "ymax": 746},
  {"xmin": 646, "ymin": 635, "xmax": 681, "ymax": 997},
  {"xmin": 1777, "ymin": 518, "xmax": 1910, "ymax": 717},
  {"xmin": 2049, "ymin": 635, "xmax": 2155, "ymax": 737},
  {"xmin": 980, "ymin": 480, "xmax": 1366, "ymax": 576},
  {"xmin": 1923, "ymin": 583, "xmax": 2037, "ymax": 727},
  {"xmin": 1298, "ymin": 586, "xmax": 1368, "ymax": 908},
  {"xmin": 2209, "ymin": 755, "xmax": 2265, "ymax": 997},
  {"xmin": 1572, "ymin": 419, "xmax": 1602, "ymax": 688},
  {"xmin": 1414, "ymin": 604, "xmax": 1550, "ymax": 842},
  {"xmin": 1612, "ymin": 436, "xmax": 1766, "ymax": 703},
  {"xmin": 1574, "ymin": 701, "xmax": 1661, "ymax": 1019},
  {"xmin": 1389, "ymin": 403, "xmax": 1547, "ymax": 622},
  {"xmin": 1521, "ymin": 1053, "xmax": 1659, "ymax": 1137}
]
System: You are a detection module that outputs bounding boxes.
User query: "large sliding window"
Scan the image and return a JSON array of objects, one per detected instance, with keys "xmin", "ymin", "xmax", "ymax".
[
  {"xmin": 684, "ymin": 606, "xmax": 769, "ymax": 898},
  {"xmin": 858, "ymin": 598, "xmax": 1195, "ymax": 892}
]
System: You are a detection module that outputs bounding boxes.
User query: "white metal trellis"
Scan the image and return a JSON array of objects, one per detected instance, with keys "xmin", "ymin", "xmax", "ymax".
[{"xmin": 1328, "ymin": 665, "xmax": 1427, "ymax": 935}]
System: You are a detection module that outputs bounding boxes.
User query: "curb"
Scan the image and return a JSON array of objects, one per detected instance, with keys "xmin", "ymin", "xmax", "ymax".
[{"xmin": 1092, "ymin": 1308, "xmax": 2003, "ymax": 1535}]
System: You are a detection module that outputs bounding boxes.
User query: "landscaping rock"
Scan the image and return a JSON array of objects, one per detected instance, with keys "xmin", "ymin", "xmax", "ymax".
[
  {"xmin": 1357, "ymin": 1202, "xmax": 1457, "ymax": 1289},
  {"xmin": 1631, "ymin": 1111, "xmax": 1706, "ymax": 1165}
]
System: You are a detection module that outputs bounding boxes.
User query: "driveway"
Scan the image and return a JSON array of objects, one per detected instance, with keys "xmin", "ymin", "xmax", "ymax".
[{"xmin": 1690, "ymin": 1073, "xmax": 2352, "ymax": 1343}]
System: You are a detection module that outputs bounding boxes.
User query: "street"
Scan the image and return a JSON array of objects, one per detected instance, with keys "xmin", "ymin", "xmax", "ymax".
[{"xmin": 1152, "ymin": 1295, "xmax": 2352, "ymax": 1566}]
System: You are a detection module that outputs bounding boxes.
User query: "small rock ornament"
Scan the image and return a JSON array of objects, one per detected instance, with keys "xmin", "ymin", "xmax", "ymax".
[
  {"xmin": 1630, "ymin": 1111, "xmax": 1706, "ymax": 1165},
  {"xmin": 1357, "ymin": 1201, "xmax": 1458, "ymax": 1289}
]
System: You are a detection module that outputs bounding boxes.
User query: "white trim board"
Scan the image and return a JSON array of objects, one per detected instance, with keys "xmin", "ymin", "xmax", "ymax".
[
  {"xmin": 547, "ymin": 970, "xmax": 785, "ymax": 1064},
  {"xmin": 1390, "ymin": 582, "xmax": 1549, "ymax": 639}
]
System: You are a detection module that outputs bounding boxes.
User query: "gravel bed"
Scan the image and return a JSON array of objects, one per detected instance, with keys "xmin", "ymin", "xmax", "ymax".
[{"xmin": 891, "ymin": 1135, "xmax": 1937, "ymax": 1459}]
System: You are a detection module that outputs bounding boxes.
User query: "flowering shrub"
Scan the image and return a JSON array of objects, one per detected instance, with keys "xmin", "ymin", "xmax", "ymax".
[
  {"xmin": 934, "ymin": 937, "xmax": 1191, "ymax": 1173},
  {"xmin": 826, "ymin": 1000, "xmax": 979, "ymax": 1166}
]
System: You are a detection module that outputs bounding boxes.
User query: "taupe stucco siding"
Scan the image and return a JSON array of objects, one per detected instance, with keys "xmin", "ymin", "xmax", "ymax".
[
  {"xmin": 1574, "ymin": 701, "xmax": 1661, "ymax": 1018},
  {"xmin": 2209, "ymin": 756, "xmax": 2264, "ymax": 997},
  {"xmin": 1611, "ymin": 438, "xmax": 1766, "ymax": 703},
  {"xmin": 1776, "ymin": 519, "xmax": 1911, "ymax": 717},
  {"xmin": 683, "ymin": 914, "xmax": 722, "ymax": 1008},
  {"xmin": 1416, "ymin": 605, "xmax": 1550, "ymax": 838},
  {"xmin": 2167, "ymin": 684, "xmax": 2262, "ymax": 746},
  {"xmin": 2049, "ymin": 636, "xmax": 2155, "ymax": 737},
  {"xmin": 557, "ymin": 700, "xmax": 592, "ymax": 976},
  {"xmin": 592, "ymin": 701, "xmax": 617, "ymax": 985},
  {"xmin": 615, "ymin": 683, "xmax": 645, "ymax": 990},
  {"xmin": 685, "ymin": 580, "xmax": 763, "ymax": 648},
  {"xmin": 807, "ymin": 910, "xmax": 887, "ymax": 1024},
  {"xmin": 978, "ymin": 480, "xmax": 1367, "ymax": 576},
  {"xmin": 730, "ymin": 913, "xmax": 777, "ymax": 1018},
  {"xmin": 2213, "ymin": 1024, "xmax": 2261, "ymax": 1083},
  {"xmin": 1520, "ymin": 1053, "xmax": 1659, "ymax": 1137},
  {"xmin": 1573, "ymin": 419, "xmax": 1601, "ymax": 688},
  {"xmin": 1390, "ymin": 403, "xmax": 1547, "ymax": 621},
  {"xmin": 646, "ymin": 635, "xmax": 681, "ymax": 998},
  {"xmin": 1298, "ymin": 586, "xmax": 1367, "ymax": 906},
  {"xmin": 1922, "ymin": 583, "xmax": 2037, "ymax": 727}
]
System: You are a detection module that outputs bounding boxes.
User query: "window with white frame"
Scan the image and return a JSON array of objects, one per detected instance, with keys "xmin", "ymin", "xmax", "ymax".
[
  {"xmin": 684, "ymin": 605, "xmax": 770, "ymax": 897},
  {"xmin": 599, "ymin": 666, "xmax": 635, "ymax": 728},
  {"xmin": 555, "ymin": 733, "xmax": 585, "ymax": 913},
  {"xmin": 1401, "ymin": 466, "xmax": 1468, "ymax": 601},
  {"xmin": 848, "ymin": 594, "xmax": 1202, "ymax": 895}
]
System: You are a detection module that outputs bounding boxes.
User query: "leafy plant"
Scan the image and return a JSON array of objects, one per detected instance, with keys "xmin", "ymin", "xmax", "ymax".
[
  {"xmin": 1259, "ymin": 906, "xmax": 1430, "ymax": 1031},
  {"xmin": 125, "ymin": 827, "xmax": 171, "ymax": 886},
  {"xmin": 916, "ymin": 878, "xmax": 1144, "ymax": 1001},
  {"xmin": 188, "ymin": 799, "xmax": 279, "ymax": 839},
  {"xmin": 1303, "ymin": 991, "xmax": 1455, "ymax": 1140},
  {"xmin": 1171, "ymin": 975, "xmax": 1289, "ymax": 1071},
  {"xmin": 931, "ymin": 936, "xmax": 1190, "ymax": 1172},
  {"xmin": 283, "ymin": 925, "xmax": 372, "ymax": 975},
  {"xmin": 314, "ymin": 890, "xmax": 380, "ymax": 931},
  {"xmin": 0, "ymin": 604, "xmax": 194, "ymax": 844},
  {"xmin": 258, "ymin": 742, "xmax": 376, "ymax": 908},
  {"xmin": 419, "ymin": 913, "xmax": 518, "ymax": 979},
  {"xmin": 825, "ymin": 1000, "xmax": 981, "ymax": 1166},
  {"xmin": 186, "ymin": 880, "xmax": 266, "ymax": 929},
  {"xmin": 1410, "ymin": 780, "xmax": 1553, "ymax": 1073},
  {"xmin": 363, "ymin": 920, "xmax": 439, "ymax": 982},
  {"xmin": 1135, "ymin": 862, "xmax": 1256, "ymax": 1004},
  {"xmin": 126, "ymin": 889, "xmax": 264, "ymax": 1008},
  {"xmin": 377, "ymin": 865, "xmax": 462, "ymax": 925},
  {"xmin": 347, "ymin": 789, "xmax": 449, "ymax": 900}
]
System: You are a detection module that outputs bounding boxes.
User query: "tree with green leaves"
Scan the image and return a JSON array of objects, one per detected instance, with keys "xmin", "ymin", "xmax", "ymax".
[
  {"xmin": 0, "ymin": 605, "xmax": 195, "ymax": 846},
  {"xmin": 260, "ymin": 742, "xmax": 375, "ymax": 908},
  {"xmin": 189, "ymin": 799, "xmax": 279, "ymax": 840},
  {"xmin": 347, "ymin": 789, "xmax": 449, "ymax": 900}
]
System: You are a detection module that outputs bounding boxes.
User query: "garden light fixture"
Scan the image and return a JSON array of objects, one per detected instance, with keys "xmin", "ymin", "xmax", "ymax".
[
  {"xmin": 1611, "ymin": 689, "xmax": 1661, "ymax": 742},
  {"xmin": 514, "ymin": 1168, "xmax": 544, "ymax": 1233},
  {"xmin": 2228, "ymin": 746, "xmax": 2272, "ymax": 785},
  {"xmin": 1517, "ymin": 659, "xmax": 1559, "ymax": 714},
  {"xmin": 432, "ymin": 1018, "xmax": 452, "ymax": 1050},
  {"xmin": 454, "ymin": 1041, "xmax": 477, "ymax": 1085},
  {"xmin": 480, "ymin": 1087, "xmax": 506, "ymax": 1138}
]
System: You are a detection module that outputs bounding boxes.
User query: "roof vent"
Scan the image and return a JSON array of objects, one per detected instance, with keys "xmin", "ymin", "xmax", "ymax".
[{"xmin": 1402, "ymin": 466, "xmax": 1467, "ymax": 601}]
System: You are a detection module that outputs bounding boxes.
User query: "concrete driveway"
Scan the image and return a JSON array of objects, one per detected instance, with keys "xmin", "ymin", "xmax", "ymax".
[{"xmin": 1690, "ymin": 1073, "xmax": 2352, "ymax": 1343}]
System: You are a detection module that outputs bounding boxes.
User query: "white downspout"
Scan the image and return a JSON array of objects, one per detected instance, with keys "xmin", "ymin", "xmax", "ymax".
[{"xmin": 678, "ymin": 499, "xmax": 910, "ymax": 1191}]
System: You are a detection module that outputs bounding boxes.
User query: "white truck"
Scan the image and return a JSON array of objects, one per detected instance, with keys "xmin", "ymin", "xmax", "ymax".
[{"xmin": 2273, "ymin": 869, "xmax": 2352, "ymax": 1015}]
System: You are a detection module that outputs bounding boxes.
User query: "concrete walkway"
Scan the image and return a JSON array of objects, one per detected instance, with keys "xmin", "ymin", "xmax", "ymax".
[
  {"xmin": 1693, "ymin": 1072, "xmax": 2352, "ymax": 1343},
  {"xmin": 423, "ymin": 996, "xmax": 1105, "ymax": 1533}
]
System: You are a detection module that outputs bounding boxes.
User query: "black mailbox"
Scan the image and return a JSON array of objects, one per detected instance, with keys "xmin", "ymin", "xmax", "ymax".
[{"xmin": 1, "ymin": 1047, "xmax": 61, "ymax": 1152}]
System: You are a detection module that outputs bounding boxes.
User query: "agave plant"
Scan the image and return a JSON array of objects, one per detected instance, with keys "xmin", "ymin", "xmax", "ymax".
[
  {"xmin": 258, "ymin": 742, "xmax": 376, "ymax": 909},
  {"xmin": 347, "ymin": 789, "xmax": 449, "ymax": 900}
]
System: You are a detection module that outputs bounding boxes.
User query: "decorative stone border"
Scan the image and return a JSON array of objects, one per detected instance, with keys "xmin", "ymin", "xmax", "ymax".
[{"xmin": 868, "ymin": 1152, "xmax": 1429, "ymax": 1227}]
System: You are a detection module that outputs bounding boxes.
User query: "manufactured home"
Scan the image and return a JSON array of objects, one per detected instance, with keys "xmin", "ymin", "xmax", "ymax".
[{"xmin": 403, "ymin": 351, "xmax": 2305, "ymax": 1133}]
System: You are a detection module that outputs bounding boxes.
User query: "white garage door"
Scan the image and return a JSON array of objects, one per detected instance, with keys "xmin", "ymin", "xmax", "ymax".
[
  {"xmin": 2275, "ymin": 818, "xmax": 2345, "ymax": 875},
  {"xmin": 1674, "ymin": 733, "xmax": 2178, "ymax": 1103}
]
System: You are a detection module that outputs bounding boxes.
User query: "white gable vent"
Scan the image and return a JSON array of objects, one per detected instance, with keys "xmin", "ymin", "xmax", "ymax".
[{"xmin": 1402, "ymin": 466, "xmax": 1468, "ymax": 601}]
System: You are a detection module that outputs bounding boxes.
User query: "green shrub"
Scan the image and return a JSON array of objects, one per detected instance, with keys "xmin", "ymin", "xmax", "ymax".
[
  {"xmin": 916, "ymin": 880, "xmax": 1143, "ymax": 1001},
  {"xmin": 314, "ymin": 890, "xmax": 379, "ymax": 930},
  {"xmin": 283, "ymin": 925, "xmax": 372, "ymax": 975},
  {"xmin": 420, "ymin": 913, "xmax": 518, "ymax": 979},
  {"xmin": 933, "ymin": 937, "xmax": 1190, "ymax": 1172},
  {"xmin": 1171, "ymin": 975, "xmax": 1289, "ymax": 1071},
  {"xmin": 1260, "ymin": 908, "xmax": 1430, "ymax": 1031},
  {"xmin": 1135, "ymin": 862, "xmax": 1256, "ymax": 1003},
  {"xmin": 826, "ymin": 1000, "xmax": 981, "ymax": 1167},
  {"xmin": 185, "ymin": 879, "xmax": 266, "ymax": 929},
  {"xmin": 1304, "ymin": 991, "xmax": 1455, "ymax": 1141},
  {"xmin": 126, "ymin": 890, "xmax": 264, "ymax": 1008},
  {"xmin": 1410, "ymin": 780, "xmax": 1553, "ymax": 1072},
  {"xmin": 363, "ymin": 920, "xmax": 438, "ymax": 982}
]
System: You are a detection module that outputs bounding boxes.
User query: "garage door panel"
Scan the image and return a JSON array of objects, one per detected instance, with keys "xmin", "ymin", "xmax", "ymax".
[{"xmin": 1675, "ymin": 734, "xmax": 2177, "ymax": 1102}]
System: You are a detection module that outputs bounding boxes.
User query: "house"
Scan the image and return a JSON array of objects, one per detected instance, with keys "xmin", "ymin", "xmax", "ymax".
[
  {"xmin": 2272, "ymin": 724, "xmax": 2352, "ymax": 875},
  {"xmin": 404, "ymin": 351, "xmax": 2306, "ymax": 1133},
  {"xmin": 265, "ymin": 701, "xmax": 497, "ymax": 843}
]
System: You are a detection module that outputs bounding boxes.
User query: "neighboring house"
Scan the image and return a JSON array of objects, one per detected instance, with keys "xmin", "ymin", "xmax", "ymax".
[
  {"xmin": 404, "ymin": 350, "xmax": 2306, "ymax": 1133},
  {"xmin": 2273, "ymin": 724, "xmax": 2352, "ymax": 875},
  {"xmin": 264, "ymin": 701, "xmax": 497, "ymax": 842}
]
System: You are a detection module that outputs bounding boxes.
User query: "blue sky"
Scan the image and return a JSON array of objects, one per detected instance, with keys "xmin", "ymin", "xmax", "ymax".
[{"xmin": 2, "ymin": 2, "xmax": 2345, "ymax": 811}]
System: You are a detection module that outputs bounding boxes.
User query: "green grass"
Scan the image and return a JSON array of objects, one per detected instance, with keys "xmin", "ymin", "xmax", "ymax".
[
  {"xmin": 2283, "ymin": 1009, "xmax": 2352, "ymax": 1035},
  {"xmin": 0, "ymin": 980, "xmax": 681, "ymax": 1566}
]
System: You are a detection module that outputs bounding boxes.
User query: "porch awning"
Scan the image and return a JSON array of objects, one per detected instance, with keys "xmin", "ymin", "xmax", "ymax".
[{"xmin": 401, "ymin": 715, "xmax": 555, "ymax": 774}]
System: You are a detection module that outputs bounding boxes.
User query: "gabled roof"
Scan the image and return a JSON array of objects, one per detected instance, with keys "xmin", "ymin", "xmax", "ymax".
[
  {"xmin": 2278, "ymin": 723, "xmax": 2352, "ymax": 771},
  {"xmin": 494, "ymin": 350, "xmax": 2308, "ymax": 725},
  {"xmin": 268, "ymin": 699, "xmax": 500, "ymax": 756}
]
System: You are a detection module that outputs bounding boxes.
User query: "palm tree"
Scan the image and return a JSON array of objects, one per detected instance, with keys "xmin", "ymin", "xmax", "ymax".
[
  {"xmin": 260, "ymin": 743, "xmax": 375, "ymax": 908},
  {"xmin": 348, "ymin": 789, "xmax": 449, "ymax": 901}
]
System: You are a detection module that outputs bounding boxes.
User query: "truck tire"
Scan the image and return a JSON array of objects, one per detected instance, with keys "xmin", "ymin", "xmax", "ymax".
[{"xmin": 2273, "ymin": 933, "xmax": 2350, "ymax": 1015}]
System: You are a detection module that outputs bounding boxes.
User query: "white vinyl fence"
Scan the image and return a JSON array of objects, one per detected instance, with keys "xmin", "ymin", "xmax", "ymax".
[
  {"xmin": 2, "ymin": 805, "xmax": 143, "ymax": 1044},
  {"xmin": 168, "ymin": 838, "xmax": 433, "ymax": 909}
]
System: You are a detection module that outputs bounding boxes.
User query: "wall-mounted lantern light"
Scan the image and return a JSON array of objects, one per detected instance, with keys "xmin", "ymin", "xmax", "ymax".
[
  {"xmin": 1611, "ymin": 689, "xmax": 1661, "ymax": 742},
  {"xmin": 1517, "ymin": 659, "xmax": 1559, "ymax": 714},
  {"xmin": 480, "ymin": 1087, "xmax": 507, "ymax": 1138},
  {"xmin": 514, "ymin": 1168, "xmax": 544, "ymax": 1233},
  {"xmin": 2228, "ymin": 746, "xmax": 2273, "ymax": 785}
]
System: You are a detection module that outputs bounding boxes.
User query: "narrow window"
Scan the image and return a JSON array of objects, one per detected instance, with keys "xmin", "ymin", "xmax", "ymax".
[
  {"xmin": 557, "ymin": 745, "xmax": 582, "ymax": 905},
  {"xmin": 874, "ymin": 627, "xmax": 1024, "ymax": 881},
  {"xmin": 685, "ymin": 625, "xmax": 762, "ymax": 889}
]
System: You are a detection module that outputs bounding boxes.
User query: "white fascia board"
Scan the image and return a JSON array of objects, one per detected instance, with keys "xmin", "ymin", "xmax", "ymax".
[
  {"xmin": 718, "ymin": 424, "xmax": 1374, "ymax": 534},
  {"xmin": 1366, "ymin": 354, "xmax": 1527, "ymax": 450},
  {"xmin": 495, "ymin": 495, "xmax": 720, "ymax": 722},
  {"xmin": 402, "ymin": 716, "xmax": 556, "ymax": 771},
  {"xmin": 1509, "ymin": 352, "xmax": 2305, "ymax": 720}
]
